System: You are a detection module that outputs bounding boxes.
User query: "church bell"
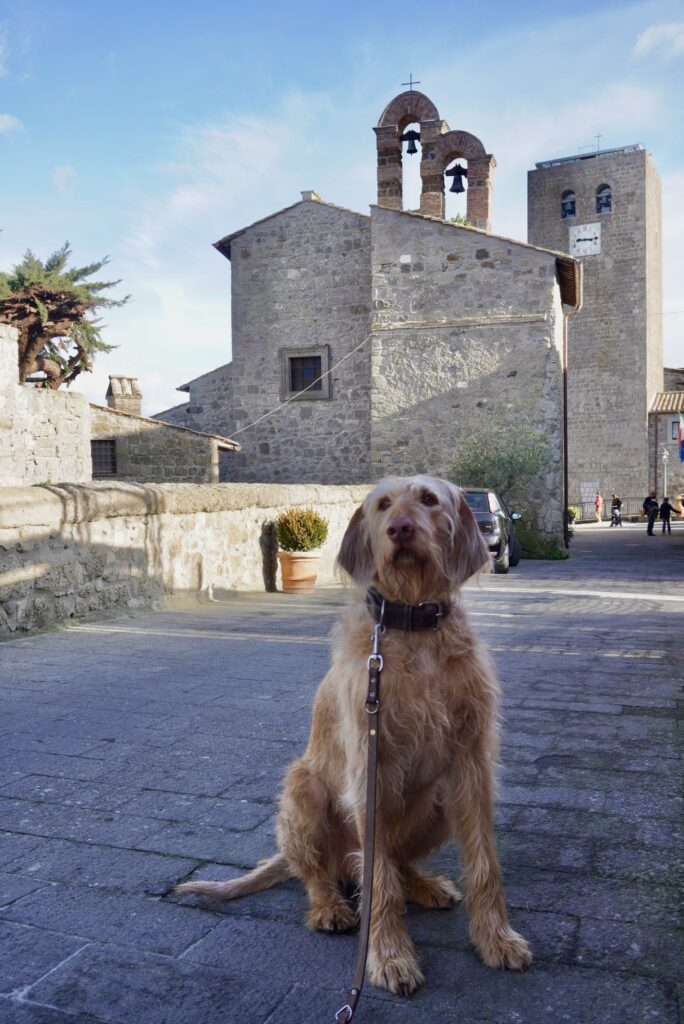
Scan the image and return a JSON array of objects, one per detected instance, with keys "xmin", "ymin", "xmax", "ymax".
[
  {"xmin": 445, "ymin": 163, "xmax": 468, "ymax": 193},
  {"xmin": 400, "ymin": 129, "xmax": 420, "ymax": 155}
]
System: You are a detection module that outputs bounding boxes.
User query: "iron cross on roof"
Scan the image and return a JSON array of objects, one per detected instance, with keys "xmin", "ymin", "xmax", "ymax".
[{"xmin": 402, "ymin": 74, "xmax": 421, "ymax": 91}]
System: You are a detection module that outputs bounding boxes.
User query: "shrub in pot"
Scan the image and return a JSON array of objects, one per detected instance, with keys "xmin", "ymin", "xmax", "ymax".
[{"xmin": 275, "ymin": 507, "xmax": 329, "ymax": 594}]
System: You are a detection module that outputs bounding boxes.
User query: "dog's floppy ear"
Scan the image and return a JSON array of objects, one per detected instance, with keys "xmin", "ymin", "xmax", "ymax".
[
  {"xmin": 449, "ymin": 487, "xmax": 491, "ymax": 586},
  {"xmin": 336, "ymin": 504, "xmax": 374, "ymax": 583}
]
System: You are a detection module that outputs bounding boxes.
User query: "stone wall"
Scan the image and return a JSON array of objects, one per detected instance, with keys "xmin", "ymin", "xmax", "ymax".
[
  {"xmin": 528, "ymin": 147, "xmax": 662, "ymax": 502},
  {"xmin": 0, "ymin": 324, "xmax": 92, "ymax": 486},
  {"xmin": 0, "ymin": 481, "xmax": 369, "ymax": 638},
  {"xmin": 90, "ymin": 404, "xmax": 236, "ymax": 484},
  {"xmin": 369, "ymin": 206, "xmax": 566, "ymax": 535}
]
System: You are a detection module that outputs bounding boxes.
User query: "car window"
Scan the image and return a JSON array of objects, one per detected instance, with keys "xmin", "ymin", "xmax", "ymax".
[
  {"xmin": 488, "ymin": 492, "xmax": 500, "ymax": 513},
  {"xmin": 463, "ymin": 492, "xmax": 489, "ymax": 514}
]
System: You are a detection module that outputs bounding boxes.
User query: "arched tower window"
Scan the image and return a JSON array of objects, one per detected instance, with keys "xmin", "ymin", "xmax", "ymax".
[
  {"xmin": 444, "ymin": 158, "xmax": 468, "ymax": 221},
  {"xmin": 561, "ymin": 190, "xmax": 576, "ymax": 219},
  {"xmin": 400, "ymin": 122, "xmax": 422, "ymax": 211},
  {"xmin": 596, "ymin": 184, "xmax": 612, "ymax": 214}
]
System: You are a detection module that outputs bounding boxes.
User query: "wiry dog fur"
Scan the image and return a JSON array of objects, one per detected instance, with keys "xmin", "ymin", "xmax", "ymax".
[{"xmin": 177, "ymin": 475, "xmax": 532, "ymax": 994}]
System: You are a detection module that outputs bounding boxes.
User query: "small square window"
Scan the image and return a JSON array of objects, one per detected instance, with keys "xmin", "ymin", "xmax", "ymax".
[
  {"xmin": 290, "ymin": 355, "xmax": 322, "ymax": 393},
  {"xmin": 280, "ymin": 346, "xmax": 331, "ymax": 401},
  {"xmin": 91, "ymin": 439, "xmax": 117, "ymax": 477}
]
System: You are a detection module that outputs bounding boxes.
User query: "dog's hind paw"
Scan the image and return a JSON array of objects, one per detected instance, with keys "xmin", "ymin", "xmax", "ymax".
[
  {"xmin": 404, "ymin": 871, "xmax": 462, "ymax": 909},
  {"xmin": 306, "ymin": 899, "xmax": 356, "ymax": 933},
  {"xmin": 368, "ymin": 954, "xmax": 425, "ymax": 996}
]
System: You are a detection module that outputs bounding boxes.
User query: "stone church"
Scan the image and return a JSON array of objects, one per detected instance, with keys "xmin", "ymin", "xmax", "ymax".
[{"xmin": 156, "ymin": 89, "xmax": 618, "ymax": 536}]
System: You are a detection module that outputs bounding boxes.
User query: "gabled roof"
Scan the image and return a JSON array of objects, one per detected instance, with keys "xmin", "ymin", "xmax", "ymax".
[
  {"xmin": 212, "ymin": 192, "xmax": 581, "ymax": 307},
  {"xmin": 650, "ymin": 392, "xmax": 684, "ymax": 414},
  {"xmin": 90, "ymin": 403, "xmax": 239, "ymax": 450},
  {"xmin": 213, "ymin": 196, "xmax": 368, "ymax": 260}
]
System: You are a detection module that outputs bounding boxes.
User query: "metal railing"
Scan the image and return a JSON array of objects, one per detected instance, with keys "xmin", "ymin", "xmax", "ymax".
[{"xmin": 573, "ymin": 497, "xmax": 682, "ymax": 522}]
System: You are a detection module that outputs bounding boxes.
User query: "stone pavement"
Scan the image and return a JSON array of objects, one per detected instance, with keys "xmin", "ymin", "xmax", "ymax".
[{"xmin": 0, "ymin": 522, "xmax": 682, "ymax": 1024}]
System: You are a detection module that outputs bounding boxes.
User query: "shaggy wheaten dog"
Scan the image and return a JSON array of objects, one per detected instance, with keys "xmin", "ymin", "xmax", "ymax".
[{"xmin": 177, "ymin": 475, "xmax": 532, "ymax": 995}]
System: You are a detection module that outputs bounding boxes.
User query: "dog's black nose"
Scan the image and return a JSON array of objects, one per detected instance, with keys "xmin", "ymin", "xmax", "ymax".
[{"xmin": 387, "ymin": 516, "xmax": 415, "ymax": 543}]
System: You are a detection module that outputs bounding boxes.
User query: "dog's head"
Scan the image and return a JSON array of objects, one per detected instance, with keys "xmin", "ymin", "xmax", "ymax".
[{"xmin": 337, "ymin": 475, "xmax": 491, "ymax": 602}]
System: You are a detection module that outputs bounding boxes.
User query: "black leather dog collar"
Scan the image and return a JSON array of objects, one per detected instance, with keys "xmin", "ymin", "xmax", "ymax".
[{"xmin": 365, "ymin": 586, "xmax": 450, "ymax": 631}]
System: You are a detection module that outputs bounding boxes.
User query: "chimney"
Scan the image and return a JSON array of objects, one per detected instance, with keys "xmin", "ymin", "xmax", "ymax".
[
  {"xmin": 106, "ymin": 376, "xmax": 142, "ymax": 416},
  {"xmin": 300, "ymin": 190, "xmax": 321, "ymax": 202}
]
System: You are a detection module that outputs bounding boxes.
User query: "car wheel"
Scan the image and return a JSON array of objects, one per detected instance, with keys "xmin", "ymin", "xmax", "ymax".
[
  {"xmin": 493, "ymin": 541, "xmax": 510, "ymax": 574},
  {"xmin": 509, "ymin": 536, "xmax": 521, "ymax": 567}
]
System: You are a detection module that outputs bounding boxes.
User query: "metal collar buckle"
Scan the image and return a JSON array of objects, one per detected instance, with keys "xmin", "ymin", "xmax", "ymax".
[{"xmin": 417, "ymin": 601, "xmax": 443, "ymax": 630}]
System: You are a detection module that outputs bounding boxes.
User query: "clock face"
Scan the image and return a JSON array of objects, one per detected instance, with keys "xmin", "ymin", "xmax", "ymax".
[{"xmin": 569, "ymin": 222, "xmax": 602, "ymax": 257}]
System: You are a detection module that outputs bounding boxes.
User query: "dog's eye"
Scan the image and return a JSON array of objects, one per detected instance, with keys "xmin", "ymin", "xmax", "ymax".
[
  {"xmin": 378, "ymin": 497, "xmax": 391, "ymax": 511},
  {"xmin": 421, "ymin": 492, "xmax": 438, "ymax": 507}
]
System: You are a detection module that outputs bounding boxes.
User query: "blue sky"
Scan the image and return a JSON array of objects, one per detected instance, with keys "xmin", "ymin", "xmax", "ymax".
[{"xmin": 1, "ymin": 0, "xmax": 683, "ymax": 414}]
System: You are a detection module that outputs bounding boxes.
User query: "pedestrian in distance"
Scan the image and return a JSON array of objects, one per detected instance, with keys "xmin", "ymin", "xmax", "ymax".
[
  {"xmin": 594, "ymin": 490, "xmax": 604, "ymax": 523},
  {"xmin": 660, "ymin": 496, "xmax": 674, "ymax": 535},
  {"xmin": 609, "ymin": 494, "xmax": 623, "ymax": 527},
  {"xmin": 643, "ymin": 491, "xmax": 659, "ymax": 535}
]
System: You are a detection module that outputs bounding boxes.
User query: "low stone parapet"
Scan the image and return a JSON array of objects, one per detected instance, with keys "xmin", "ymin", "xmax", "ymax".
[{"xmin": 0, "ymin": 481, "xmax": 370, "ymax": 639}]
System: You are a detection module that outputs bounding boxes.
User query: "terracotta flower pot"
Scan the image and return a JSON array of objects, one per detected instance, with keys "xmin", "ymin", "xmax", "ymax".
[{"xmin": 277, "ymin": 550, "xmax": 320, "ymax": 594}]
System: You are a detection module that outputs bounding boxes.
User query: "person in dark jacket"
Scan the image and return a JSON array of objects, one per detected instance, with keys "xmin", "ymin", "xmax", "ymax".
[
  {"xmin": 643, "ymin": 492, "xmax": 659, "ymax": 535},
  {"xmin": 660, "ymin": 497, "xmax": 675, "ymax": 535},
  {"xmin": 609, "ymin": 494, "xmax": 623, "ymax": 527}
]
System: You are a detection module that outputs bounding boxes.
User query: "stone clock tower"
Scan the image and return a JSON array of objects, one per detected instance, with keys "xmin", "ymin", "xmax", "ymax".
[{"xmin": 528, "ymin": 145, "xmax": 662, "ymax": 506}]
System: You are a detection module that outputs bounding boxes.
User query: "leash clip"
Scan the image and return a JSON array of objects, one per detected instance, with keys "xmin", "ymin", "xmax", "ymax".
[
  {"xmin": 335, "ymin": 1004, "xmax": 353, "ymax": 1022},
  {"xmin": 367, "ymin": 620, "xmax": 385, "ymax": 671}
]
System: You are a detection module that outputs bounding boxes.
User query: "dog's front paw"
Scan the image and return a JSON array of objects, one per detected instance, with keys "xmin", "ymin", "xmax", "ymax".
[
  {"xmin": 473, "ymin": 924, "xmax": 532, "ymax": 971},
  {"xmin": 368, "ymin": 953, "xmax": 425, "ymax": 996},
  {"xmin": 306, "ymin": 899, "xmax": 356, "ymax": 933}
]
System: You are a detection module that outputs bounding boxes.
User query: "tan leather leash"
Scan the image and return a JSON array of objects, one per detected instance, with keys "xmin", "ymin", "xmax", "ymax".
[{"xmin": 334, "ymin": 614, "xmax": 385, "ymax": 1023}]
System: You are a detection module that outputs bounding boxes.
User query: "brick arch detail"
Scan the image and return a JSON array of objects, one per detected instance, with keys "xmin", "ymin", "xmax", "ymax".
[
  {"xmin": 376, "ymin": 90, "xmax": 441, "ymax": 130},
  {"xmin": 429, "ymin": 129, "xmax": 487, "ymax": 167}
]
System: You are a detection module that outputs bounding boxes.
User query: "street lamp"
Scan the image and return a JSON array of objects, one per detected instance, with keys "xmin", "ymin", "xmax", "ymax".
[{"xmin": 661, "ymin": 446, "xmax": 670, "ymax": 498}]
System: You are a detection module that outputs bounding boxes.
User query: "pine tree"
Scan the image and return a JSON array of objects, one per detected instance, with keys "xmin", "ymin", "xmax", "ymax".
[{"xmin": 0, "ymin": 243, "xmax": 128, "ymax": 389}]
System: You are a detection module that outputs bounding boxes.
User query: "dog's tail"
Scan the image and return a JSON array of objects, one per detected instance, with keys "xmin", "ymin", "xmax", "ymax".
[{"xmin": 175, "ymin": 853, "xmax": 290, "ymax": 901}]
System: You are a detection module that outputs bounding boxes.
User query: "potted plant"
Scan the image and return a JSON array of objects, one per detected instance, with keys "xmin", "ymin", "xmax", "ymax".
[{"xmin": 275, "ymin": 506, "xmax": 329, "ymax": 594}]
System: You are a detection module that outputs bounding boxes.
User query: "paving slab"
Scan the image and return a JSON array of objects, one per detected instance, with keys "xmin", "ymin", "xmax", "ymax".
[{"xmin": 0, "ymin": 522, "xmax": 681, "ymax": 1023}]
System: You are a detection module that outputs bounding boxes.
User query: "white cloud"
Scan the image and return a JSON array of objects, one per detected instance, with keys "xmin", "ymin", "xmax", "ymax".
[
  {"xmin": 0, "ymin": 113, "xmax": 23, "ymax": 134},
  {"xmin": 53, "ymin": 164, "xmax": 76, "ymax": 196},
  {"xmin": 634, "ymin": 21, "xmax": 684, "ymax": 59},
  {"xmin": 127, "ymin": 91, "xmax": 331, "ymax": 268}
]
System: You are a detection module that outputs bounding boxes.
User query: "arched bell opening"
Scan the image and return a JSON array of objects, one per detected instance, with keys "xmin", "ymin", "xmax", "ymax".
[
  {"xmin": 444, "ymin": 157, "xmax": 469, "ymax": 223},
  {"xmin": 400, "ymin": 122, "xmax": 422, "ymax": 212}
]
